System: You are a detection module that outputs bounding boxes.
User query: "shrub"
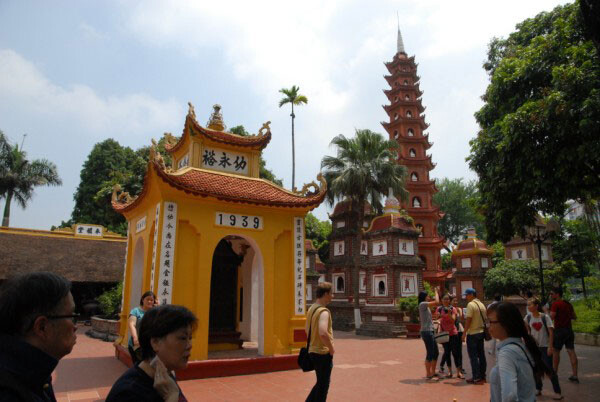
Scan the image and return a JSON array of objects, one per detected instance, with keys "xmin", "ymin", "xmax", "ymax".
[{"xmin": 98, "ymin": 282, "xmax": 123, "ymax": 318}]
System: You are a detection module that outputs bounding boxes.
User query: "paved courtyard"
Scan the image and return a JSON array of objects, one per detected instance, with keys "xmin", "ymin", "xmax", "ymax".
[{"xmin": 53, "ymin": 327, "xmax": 599, "ymax": 401}]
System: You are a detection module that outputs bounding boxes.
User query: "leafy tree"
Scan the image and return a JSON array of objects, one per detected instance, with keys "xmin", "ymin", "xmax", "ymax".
[
  {"xmin": 321, "ymin": 129, "xmax": 407, "ymax": 328},
  {"xmin": 0, "ymin": 130, "xmax": 62, "ymax": 226},
  {"xmin": 305, "ymin": 212, "xmax": 332, "ymax": 263},
  {"xmin": 490, "ymin": 241, "xmax": 506, "ymax": 267},
  {"xmin": 468, "ymin": 2, "xmax": 600, "ymax": 242},
  {"xmin": 433, "ymin": 178, "xmax": 485, "ymax": 250},
  {"xmin": 552, "ymin": 218, "xmax": 600, "ymax": 297},
  {"xmin": 278, "ymin": 86, "xmax": 308, "ymax": 190},
  {"xmin": 70, "ymin": 139, "xmax": 146, "ymax": 235},
  {"xmin": 229, "ymin": 125, "xmax": 283, "ymax": 186}
]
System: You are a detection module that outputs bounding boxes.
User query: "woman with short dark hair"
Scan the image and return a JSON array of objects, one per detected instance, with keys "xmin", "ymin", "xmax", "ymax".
[
  {"xmin": 128, "ymin": 290, "xmax": 156, "ymax": 364},
  {"xmin": 488, "ymin": 302, "xmax": 551, "ymax": 402},
  {"xmin": 418, "ymin": 287, "xmax": 440, "ymax": 381},
  {"xmin": 107, "ymin": 304, "xmax": 198, "ymax": 402}
]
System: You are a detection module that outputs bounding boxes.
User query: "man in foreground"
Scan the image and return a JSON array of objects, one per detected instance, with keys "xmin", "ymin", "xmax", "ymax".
[
  {"xmin": 462, "ymin": 288, "xmax": 487, "ymax": 385},
  {"xmin": 550, "ymin": 286, "xmax": 579, "ymax": 383},
  {"xmin": 0, "ymin": 272, "xmax": 78, "ymax": 401},
  {"xmin": 305, "ymin": 282, "xmax": 334, "ymax": 401}
]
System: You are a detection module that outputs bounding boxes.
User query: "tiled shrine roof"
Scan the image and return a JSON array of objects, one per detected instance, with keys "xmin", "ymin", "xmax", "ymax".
[{"xmin": 112, "ymin": 160, "xmax": 326, "ymax": 212}]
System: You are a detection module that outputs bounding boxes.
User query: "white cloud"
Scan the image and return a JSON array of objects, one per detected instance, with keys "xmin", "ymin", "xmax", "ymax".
[{"xmin": 0, "ymin": 49, "xmax": 181, "ymax": 142}]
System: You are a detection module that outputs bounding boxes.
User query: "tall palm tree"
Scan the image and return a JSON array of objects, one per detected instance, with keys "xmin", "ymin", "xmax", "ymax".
[
  {"xmin": 0, "ymin": 131, "xmax": 62, "ymax": 227},
  {"xmin": 321, "ymin": 129, "xmax": 408, "ymax": 329},
  {"xmin": 278, "ymin": 86, "xmax": 308, "ymax": 190}
]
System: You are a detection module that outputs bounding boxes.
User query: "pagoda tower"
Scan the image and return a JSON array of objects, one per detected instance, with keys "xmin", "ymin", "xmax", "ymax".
[{"xmin": 380, "ymin": 28, "xmax": 445, "ymax": 282}]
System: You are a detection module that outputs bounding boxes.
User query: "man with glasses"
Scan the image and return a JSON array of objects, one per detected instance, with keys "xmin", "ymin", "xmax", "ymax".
[{"xmin": 0, "ymin": 272, "xmax": 78, "ymax": 401}]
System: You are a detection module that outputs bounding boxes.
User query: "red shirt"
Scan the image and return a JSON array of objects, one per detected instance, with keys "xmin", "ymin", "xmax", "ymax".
[
  {"xmin": 550, "ymin": 299, "xmax": 574, "ymax": 329},
  {"xmin": 436, "ymin": 306, "xmax": 458, "ymax": 335}
]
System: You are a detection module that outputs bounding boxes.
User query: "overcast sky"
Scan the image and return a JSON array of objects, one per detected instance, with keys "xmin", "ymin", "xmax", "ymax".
[{"xmin": 0, "ymin": 0, "xmax": 570, "ymax": 229}]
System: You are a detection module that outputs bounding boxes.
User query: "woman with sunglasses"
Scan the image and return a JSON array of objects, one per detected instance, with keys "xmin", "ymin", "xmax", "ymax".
[{"xmin": 488, "ymin": 302, "xmax": 550, "ymax": 402}]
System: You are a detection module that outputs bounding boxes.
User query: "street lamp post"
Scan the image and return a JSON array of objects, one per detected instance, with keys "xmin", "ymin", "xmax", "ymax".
[{"xmin": 525, "ymin": 218, "xmax": 559, "ymax": 303}]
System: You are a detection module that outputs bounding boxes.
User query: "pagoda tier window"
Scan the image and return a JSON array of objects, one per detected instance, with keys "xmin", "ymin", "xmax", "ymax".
[
  {"xmin": 412, "ymin": 197, "xmax": 421, "ymax": 208},
  {"xmin": 416, "ymin": 224, "xmax": 424, "ymax": 237},
  {"xmin": 420, "ymin": 255, "xmax": 427, "ymax": 265},
  {"xmin": 411, "ymin": 172, "xmax": 418, "ymax": 182},
  {"xmin": 409, "ymin": 149, "xmax": 416, "ymax": 157},
  {"xmin": 332, "ymin": 273, "xmax": 345, "ymax": 293},
  {"xmin": 405, "ymin": 94, "xmax": 410, "ymax": 101},
  {"xmin": 406, "ymin": 110, "xmax": 412, "ymax": 118},
  {"xmin": 407, "ymin": 128, "xmax": 414, "ymax": 136},
  {"xmin": 403, "ymin": 79, "xmax": 409, "ymax": 85},
  {"xmin": 394, "ymin": 130, "xmax": 399, "ymax": 139},
  {"xmin": 394, "ymin": 96, "xmax": 398, "ymax": 102},
  {"xmin": 373, "ymin": 274, "xmax": 388, "ymax": 296},
  {"xmin": 394, "ymin": 113, "xmax": 398, "ymax": 121}
]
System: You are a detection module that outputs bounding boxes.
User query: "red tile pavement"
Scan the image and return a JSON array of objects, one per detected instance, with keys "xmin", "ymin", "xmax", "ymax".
[{"xmin": 53, "ymin": 326, "xmax": 600, "ymax": 401}]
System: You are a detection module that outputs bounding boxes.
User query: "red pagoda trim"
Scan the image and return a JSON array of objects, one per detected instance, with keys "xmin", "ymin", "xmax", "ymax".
[
  {"xmin": 366, "ymin": 214, "xmax": 417, "ymax": 233},
  {"xmin": 113, "ymin": 161, "xmax": 325, "ymax": 213},
  {"xmin": 166, "ymin": 114, "xmax": 271, "ymax": 154}
]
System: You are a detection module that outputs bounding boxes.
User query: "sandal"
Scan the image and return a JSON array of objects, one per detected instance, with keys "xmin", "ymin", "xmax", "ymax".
[
  {"xmin": 568, "ymin": 376, "xmax": 579, "ymax": 383},
  {"xmin": 446, "ymin": 372, "xmax": 453, "ymax": 378},
  {"xmin": 426, "ymin": 375, "xmax": 440, "ymax": 382}
]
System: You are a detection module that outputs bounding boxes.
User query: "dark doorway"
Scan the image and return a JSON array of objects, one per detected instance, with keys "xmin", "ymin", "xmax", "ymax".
[{"xmin": 209, "ymin": 239, "xmax": 244, "ymax": 346}]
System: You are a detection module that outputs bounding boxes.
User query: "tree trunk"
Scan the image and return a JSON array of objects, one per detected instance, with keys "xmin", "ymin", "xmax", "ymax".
[
  {"xmin": 2, "ymin": 190, "xmax": 12, "ymax": 227},
  {"xmin": 352, "ymin": 199, "xmax": 365, "ymax": 329},
  {"xmin": 291, "ymin": 103, "xmax": 296, "ymax": 191}
]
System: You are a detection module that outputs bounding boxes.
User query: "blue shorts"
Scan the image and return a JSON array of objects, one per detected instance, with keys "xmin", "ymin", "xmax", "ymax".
[{"xmin": 421, "ymin": 330, "xmax": 439, "ymax": 362}]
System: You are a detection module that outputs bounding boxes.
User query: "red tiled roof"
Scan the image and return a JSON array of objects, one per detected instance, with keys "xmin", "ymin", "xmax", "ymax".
[
  {"xmin": 366, "ymin": 213, "xmax": 418, "ymax": 233},
  {"xmin": 166, "ymin": 114, "xmax": 271, "ymax": 153},
  {"xmin": 422, "ymin": 271, "xmax": 450, "ymax": 279},
  {"xmin": 330, "ymin": 199, "xmax": 372, "ymax": 218},
  {"xmin": 113, "ymin": 161, "xmax": 325, "ymax": 212}
]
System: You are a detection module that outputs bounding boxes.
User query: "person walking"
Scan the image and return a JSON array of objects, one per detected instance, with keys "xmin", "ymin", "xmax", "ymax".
[
  {"xmin": 305, "ymin": 282, "xmax": 334, "ymax": 402},
  {"xmin": 524, "ymin": 298, "xmax": 563, "ymax": 400},
  {"xmin": 418, "ymin": 287, "xmax": 440, "ymax": 381},
  {"xmin": 0, "ymin": 272, "xmax": 78, "ymax": 401},
  {"xmin": 549, "ymin": 287, "xmax": 579, "ymax": 383},
  {"xmin": 436, "ymin": 294, "xmax": 462, "ymax": 378},
  {"xmin": 452, "ymin": 296, "xmax": 465, "ymax": 376},
  {"xmin": 462, "ymin": 288, "xmax": 487, "ymax": 384},
  {"xmin": 128, "ymin": 291, "xmax": 156, "ymax": 365},
  {"xmin": 488, "ymin": 302, "xmax": 550, "ymax": 402}
]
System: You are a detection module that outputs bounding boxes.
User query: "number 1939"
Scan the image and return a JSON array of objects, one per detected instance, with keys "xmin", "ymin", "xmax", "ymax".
[{"xmin": 216, "ymin": 212, "xmax": 263, "ymax": 230}]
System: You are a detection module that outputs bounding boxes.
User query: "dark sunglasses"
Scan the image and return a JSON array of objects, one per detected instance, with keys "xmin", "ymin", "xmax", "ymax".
[{"xmin": 47, "ymin": 313, "xmax": 80, "ymax": 324}]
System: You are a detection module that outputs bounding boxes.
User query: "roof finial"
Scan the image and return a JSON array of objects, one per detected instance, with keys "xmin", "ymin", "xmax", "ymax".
[{"xmin": 397, "ymin": 13, "xmax": 405, "ymax": 54}]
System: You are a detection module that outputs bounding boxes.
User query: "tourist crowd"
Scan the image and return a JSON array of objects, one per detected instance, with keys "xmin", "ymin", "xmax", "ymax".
[{"xmin": 418, "ymin": 286, "xmax": 579, "ymax": 401}]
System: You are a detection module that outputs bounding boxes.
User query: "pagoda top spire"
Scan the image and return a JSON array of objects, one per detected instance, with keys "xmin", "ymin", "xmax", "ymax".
[{"xmin": 397, "ymin": 14, "xmax": 405, "ymax": 54}]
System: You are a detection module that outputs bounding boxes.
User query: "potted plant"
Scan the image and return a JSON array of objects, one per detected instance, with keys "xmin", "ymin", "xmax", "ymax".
[{"xmin": 397, "ymin": 296, "xmax": 420, "ymax": 337}]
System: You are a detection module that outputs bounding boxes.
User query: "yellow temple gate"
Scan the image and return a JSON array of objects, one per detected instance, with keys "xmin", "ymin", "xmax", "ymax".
[{"xmin": 112, "ymin": 103, "xmax": 326, "ymax": 362}]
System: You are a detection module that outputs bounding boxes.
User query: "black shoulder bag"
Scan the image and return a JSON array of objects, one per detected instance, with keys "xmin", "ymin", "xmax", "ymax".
[
  {"xmin": 476, "ymin": 302, "xmax": 491, "ymax": 341},
  {"xmin": 298, "ymin": 307, "xmax": 324, "ymax": 372}
]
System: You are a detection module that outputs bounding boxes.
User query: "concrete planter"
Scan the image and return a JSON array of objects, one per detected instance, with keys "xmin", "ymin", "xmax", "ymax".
[
  {"xmin": 86, "ymin": 316, "xmax": 120, "ymax": 342},
  {"xmin": 575, "ymin": 332, "xmax": 600, "ymax": 347}
]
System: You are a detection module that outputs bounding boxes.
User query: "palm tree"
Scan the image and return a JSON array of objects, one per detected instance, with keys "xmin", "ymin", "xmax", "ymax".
[
  {"xmin": 321, "ymin": 129, "xmax": 408, "ymax": 329},
  {"xmin": 0, "ymin": 130, "xmax": 62, "ymax": 227},
  {"xmin": 278, "ymin": 86, "xmax": 308, "ymax": 190}
]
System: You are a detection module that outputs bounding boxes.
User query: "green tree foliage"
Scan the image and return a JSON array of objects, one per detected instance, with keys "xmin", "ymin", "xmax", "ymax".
[
  {"xmin": 490, "ymin": 241, "xmax": 506, "ymax": 267},
  {"xmin": 229, "ymin": 125, "xmax": 283, "ymax": 186},
  {"xmin": 468, "ymin": 2, "xmax": 600, "ymax": 242},
  {"xmin": 0, "ymin": 130, "xmax": 62, "ymax": 226},
  {"xmin": 304, "ymin": 212, "xmax": 332, "ymax": 263},
  {"xmin": 552, "ymin": 218, "xmax": 600, "ymax": 297},
  {"xmin": 484, "ymin": 258, "xmax": 576, "ymax": 298},
  {"xmin": 70, "ymin": 139, "xmax": 147, "ymax": 235},
  {"xmin": 433, "ymin": 178, "xmax": 485, "ymax": 250},
  {"xmin": 322, "ymin": 129, "xmax": 407, "ymax": 325},
  {"xmin": 97, "ymin": 282, "xmax": 123, "ymax": 317},
  {"xmin": 278, "ymin": 86, "xmax": 308, "ymax": 190}
]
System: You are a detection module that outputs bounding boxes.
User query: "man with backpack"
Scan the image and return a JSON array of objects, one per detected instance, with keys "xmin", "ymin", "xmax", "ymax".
[
  {"xmin": 549, "ymin": 286, "xmax": 579, "ymax": 383},
  {"xmin": 525, "ymin": 298, "xmax": 563, "ymax": 400}
]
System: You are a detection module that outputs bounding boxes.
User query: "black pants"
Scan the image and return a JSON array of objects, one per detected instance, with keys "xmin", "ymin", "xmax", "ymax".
[
  {"xmin": 128, "ymin": 345, "xmax": 141, "ymax": 366},
  {"xmin": 306, "ymin": 353, "xmax": 333, "ymax": 402},
  {"xmin": 441, "ymin": 335, "xmax": 461, "ymax": 370},
  {"xmin": 466, "ymin": 332, "xmax": 486, "ymax": 380},
  {"xmin": 535, "ymin": 346, "xmax": 561, "ymax": 394}
]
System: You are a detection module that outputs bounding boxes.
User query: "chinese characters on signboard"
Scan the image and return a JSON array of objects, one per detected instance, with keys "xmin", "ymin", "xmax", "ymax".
[
  {"xmin": 157, "ymin": 202, "xmax": 177, "ymax": 305},
  {"xmin": 398, "ymin": 239, "xmax": 414, "ymax": 255},
  {"xmin": 333, "ymin": 241, "xmax": 345, "ymax": 256},
  {"xmin": 150, "ymin": 203, "xmax": 160, "ymax": 292},
  {"xmin": 215, "ymin": 212, "xmax": 263, "ymax": 230},
  {"xmin": 120, "ymin": 223, "xmax": 130, "ymax": 310},
  {"xmin": 177, "ymin": 154, "xmax": 189, "ymax": 169},
  {"xmin": 294, "ymin": 217, "xmax": 305, "ymax": 315},
  {"xmin": 400, "ymin": 273, "xmax": 418, "ymax": 296},
  {"xmin": 202, "ymin": 147, "xmax": 249, "ymax": 175},
  {"xmin": 360, "ymin": 240, "xmax": 368, "ymax": 255},
  {"xmin": 74, "ymin": 224, "xmax": 103, "ymax": 237},
  {"xmin": 372, "ymin": 240, "xmax": 387, "ymax": 256},
  {"xmin": 136, "ymin": 216, "xmax": 146, "ymax": 233}
]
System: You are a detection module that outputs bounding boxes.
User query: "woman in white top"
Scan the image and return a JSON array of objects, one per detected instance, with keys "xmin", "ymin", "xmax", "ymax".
[{"xmin": 524, "ymin": 298, "xmax": 563, "ymax": 400}]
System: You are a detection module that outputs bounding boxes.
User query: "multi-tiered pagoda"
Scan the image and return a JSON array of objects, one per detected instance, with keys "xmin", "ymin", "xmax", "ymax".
[{"xmin": 381, "ymin": 28, "xmax": 446, "ymax": 285}]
